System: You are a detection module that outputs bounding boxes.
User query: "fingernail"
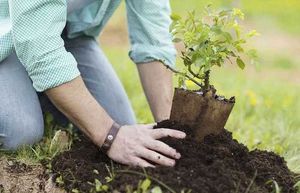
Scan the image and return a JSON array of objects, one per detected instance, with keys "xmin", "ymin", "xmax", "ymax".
[
  {"xmin": 181, "ymin": 132, "xmax": 186, "ymax": 138},
  {"xmin": 171, "ymin": 161, "xmax": 176, "ymax": 166},
  {"xmin": 175, "ymin": 153, "xmax": 181, "ymax": 159},
  {"xmin": 169, "ymin": 161, "xmax": 175, "ymax": 167}
]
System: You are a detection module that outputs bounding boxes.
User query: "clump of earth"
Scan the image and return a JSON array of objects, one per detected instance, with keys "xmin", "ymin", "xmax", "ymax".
[{"xmin": 51, "ymin": 120, "xmax": 298, "ymax": 193}]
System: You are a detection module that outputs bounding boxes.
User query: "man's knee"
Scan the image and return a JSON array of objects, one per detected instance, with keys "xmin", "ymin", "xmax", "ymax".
[{"xmin": 1, "ymin": 115, "xmax": 44, "ymax": 150}]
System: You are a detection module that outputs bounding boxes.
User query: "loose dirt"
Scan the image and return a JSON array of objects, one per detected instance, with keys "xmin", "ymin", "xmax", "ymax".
[
  {"xmin": 51, "ymin": 120, "xmax": 298, "ymax": 193},
  {"xmin": 0, "ymin": 157, "xmax": 64, "ymax": 193}
]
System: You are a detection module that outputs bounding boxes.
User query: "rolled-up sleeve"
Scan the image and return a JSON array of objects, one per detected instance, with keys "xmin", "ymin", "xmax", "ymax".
[
  {"xmin": 126, "ymin": 0, "xmax": 177, "ymax": 67},
  {"xmin": 9, "ymin": 0, "xmax": 80, "ymax": 92}
]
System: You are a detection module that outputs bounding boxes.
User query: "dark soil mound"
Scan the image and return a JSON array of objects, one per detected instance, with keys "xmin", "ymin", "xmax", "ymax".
[{"xmin": 51, "ymin": 120, "xmax": 298, "ymax": 193}]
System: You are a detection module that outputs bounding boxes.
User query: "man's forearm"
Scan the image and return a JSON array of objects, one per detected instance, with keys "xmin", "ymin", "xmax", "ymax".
[
  {"xmin": 45, "ymin": 76, "xmax": 114, "ymax": 146},
  {"xmin": 137, "ymin": 61, "xmax": 173, "ymax": 122},
  {"xmin": 45, "ymin": 69, "xmax": 185, "ymax": 168}
]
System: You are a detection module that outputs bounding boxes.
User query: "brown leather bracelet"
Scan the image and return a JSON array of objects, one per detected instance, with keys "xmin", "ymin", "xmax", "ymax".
[{"xmin": 100, "ymin": 122, "xmax": 121, "ymax": 154}]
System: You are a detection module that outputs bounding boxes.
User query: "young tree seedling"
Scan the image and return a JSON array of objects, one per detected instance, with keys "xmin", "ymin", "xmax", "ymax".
[{"xmin": 168, "ymin": 5, "xmax": 258, "ymax": 92}]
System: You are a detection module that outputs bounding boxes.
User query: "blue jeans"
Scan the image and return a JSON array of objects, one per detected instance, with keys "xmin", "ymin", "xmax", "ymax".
[{"xmin": 0, "ymin": 35, "xmax": 136, "ymax": 150}]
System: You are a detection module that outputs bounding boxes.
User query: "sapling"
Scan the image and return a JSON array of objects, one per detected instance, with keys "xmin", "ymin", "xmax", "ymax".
[
  {"xmin": 166, "ymin": 5, "xmax": 258, "ymax": 141},
  {"xmin": 168, "ymin": 5, "xmax": 258, "ymax": 92}
]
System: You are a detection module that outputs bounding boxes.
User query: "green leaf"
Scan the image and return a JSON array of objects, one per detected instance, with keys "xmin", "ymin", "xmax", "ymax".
[
  {"xmin": 294, "ymin": 181, "xmax": 300, "ymax": 188},
  {"xmin": 101, "ymin": 185, "xmax": 109, "ymax": 191},
  {"xmin": 173, "ymin": 38, "xmax": 182, "ymax": 43},
  {"xmin": 247, "ymin": 49, "xmax": 258, "ymax": 59},
  {"xmin": 232, "ymin": 8, "xmax": 245, "ymax": 20},
  {"xmin": 236, "ymin": 57, "xmax": 245, "ymax": 69},
  {"xmin": 93, "ymin": 169, "xmax": 99, "ymax": 175},
  {"xmin": 141, "ymin": 178, "xmax": 151, "ymax": 192},
  {"xmin": 236, "ymin": 45, "xmax": 244, "ymax": 53},
  {"xmin": 211, "ymin": 25, "xmax": 222, "ymax": 34},
  {"xmin": 222, "ymin": 32, "xmax": 233, "ymax": 41},
  {"xmin": 95, "ymin": 179, "xmax": 102, "ymax": 192},
  {"xmin": 151, "ymin": 186, "xmax": 163, "ymax": 193},
  {"xmin": 105, "ymin": 176, "xmax": 113, "ymax": 183},
  {"xmin": 219, "ymin": 10, "xmax": 231, "ymax": 17},
  {"xmin": 72, "ymin": 189, "xmax": 80, "ymax": 193},
  {"xmin": 247, "ymin": 30, "xmax": 260, "ymax": 38},
  {"xmin": 266, "ymin": 180, "xmax": 281, "ymax": 193},
  {"xmin": 178, "ymin": 76, "xmax": 186, "ymax": 88},
  {"xmin": 55, "ymin": 176, "xmax": 64, "ymax": 185},
  {"xmin": 170, "ymin": 13, "xmax": 181, "ymax": 21}
]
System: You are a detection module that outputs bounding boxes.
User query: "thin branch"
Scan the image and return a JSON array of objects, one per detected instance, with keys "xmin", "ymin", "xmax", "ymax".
[
  {"xmin": 227, "ymin": 57, "xmax": 233, "ymax": 65},
  {"xmin": 163, "ymin": 64, "xmax": 203, "ymax": 88},
  {"xmin": 188, "ymin": 64, "xmax": 202, "ymax": 79}
]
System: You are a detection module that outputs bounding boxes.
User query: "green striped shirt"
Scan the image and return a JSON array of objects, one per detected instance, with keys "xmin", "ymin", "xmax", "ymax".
[{"xmin": 0, "ymin": 0, "xmax": 176, "ymax": 92}]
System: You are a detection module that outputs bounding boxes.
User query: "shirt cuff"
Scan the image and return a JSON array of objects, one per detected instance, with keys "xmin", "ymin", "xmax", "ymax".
[
  {"xmin": 29, "ymin": 50, "xmax": 80, "ymax": 92},
  {"xmin": 129, "ymin": 44, "xmax": 177, "ymax": 68}
]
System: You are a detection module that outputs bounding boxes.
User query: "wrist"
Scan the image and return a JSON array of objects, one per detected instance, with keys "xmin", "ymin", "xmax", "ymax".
[
  {"xmin": 153, "ymin": 99, "xmax": 172, "ymax": 122},
  {"xmin": 100, "ymin": 122, "xmax": 121, "ymax": 153},
  {"xmin": 92, "ymin": 118, "xmax": 114, "ymax": 147},
  {"xmin": 154, "ymin": 113, "xmax": 170, "ymax": 123}
]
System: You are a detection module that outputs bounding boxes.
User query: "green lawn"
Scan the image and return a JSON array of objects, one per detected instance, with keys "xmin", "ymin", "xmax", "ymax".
[
  {"xmin": 170, "ymin": 0, "xmax": 300, "ymax": 34},
  {"xmin": 110, "ymin": 0, "xmax": 300, "ymax": 35}
]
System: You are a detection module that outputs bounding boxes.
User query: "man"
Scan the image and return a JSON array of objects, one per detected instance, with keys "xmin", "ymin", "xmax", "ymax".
[{"xmin": 0, "ymin": 0, "xmax": 186, "ymax": 167}]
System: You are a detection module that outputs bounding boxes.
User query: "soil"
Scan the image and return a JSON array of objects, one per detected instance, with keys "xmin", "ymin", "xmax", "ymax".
[
  {"xmin": 0, "ymin": 156, "xmax": 65, "ymax": 193},
  {"xmin": 51, "ymin": 120, "xmax": 298, "ymax": 193}
]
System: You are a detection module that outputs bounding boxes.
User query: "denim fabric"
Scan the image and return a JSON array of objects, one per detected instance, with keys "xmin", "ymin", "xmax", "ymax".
[{"xmin": 0, "ymin": 35, "xmax": 136, "ymax": 150}]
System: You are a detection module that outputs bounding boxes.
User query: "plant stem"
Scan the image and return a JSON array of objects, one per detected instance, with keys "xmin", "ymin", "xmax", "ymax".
[
  {"xmin": 188, "ymin": 65, "xmax": 202, "ymax": 79},
  {"xmin": 204, "ymin": 70, "xmax": 210, "ymax": 90},
  {"xmin": 164, "ymin": 64, "xmax": 203, "ymax": 88},
  {"xmin": 245, "ymin": 170, "xmax": 257, "ymax": 193}
]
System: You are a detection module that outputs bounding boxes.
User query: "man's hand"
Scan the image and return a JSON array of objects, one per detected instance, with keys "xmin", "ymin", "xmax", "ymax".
[{"xmin": 107, "ymin": 124, "xmax": 186, "ymax": 167}]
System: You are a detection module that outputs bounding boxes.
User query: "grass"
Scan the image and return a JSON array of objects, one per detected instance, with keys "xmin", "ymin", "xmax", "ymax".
[
  {"xmin": 1, "ymin": 113, "xmax": 74, "ymax": 165},
  {"xmin": 0, "ymin": 1, "xmax": 299, "ymax": 192},
  {"xmin": 99, "ymin": 0, "xmax": 300, "ymax": 35},
  {"xmin": 170, "ymin": 0, "xmax": 300, "ymax": 35}
]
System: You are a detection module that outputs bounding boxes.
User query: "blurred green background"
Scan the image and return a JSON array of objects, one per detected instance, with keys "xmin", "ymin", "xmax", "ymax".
[{"xmin": 98, "ymin": 0, "xmax": 300, "ymax": 172}]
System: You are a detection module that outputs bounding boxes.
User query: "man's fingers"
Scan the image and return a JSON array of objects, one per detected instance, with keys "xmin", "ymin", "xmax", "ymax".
[
  {"xmin": 151, "ymin": 128, "xmax": 186, "ymax": 139},
  {"xmin": 146, "ymin": 140, "xmax": 181, "ymax": 159},
  {"xmin": 143, "ymin": 123, "xmax": 156, "ymax": 129},
  {"xmin": 138, "ymin": 148, "xmax": 176, "ymax": 167},
  {"xmin": 130, "ymin": 157, "xmax": 155, "ymax": 168}
]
